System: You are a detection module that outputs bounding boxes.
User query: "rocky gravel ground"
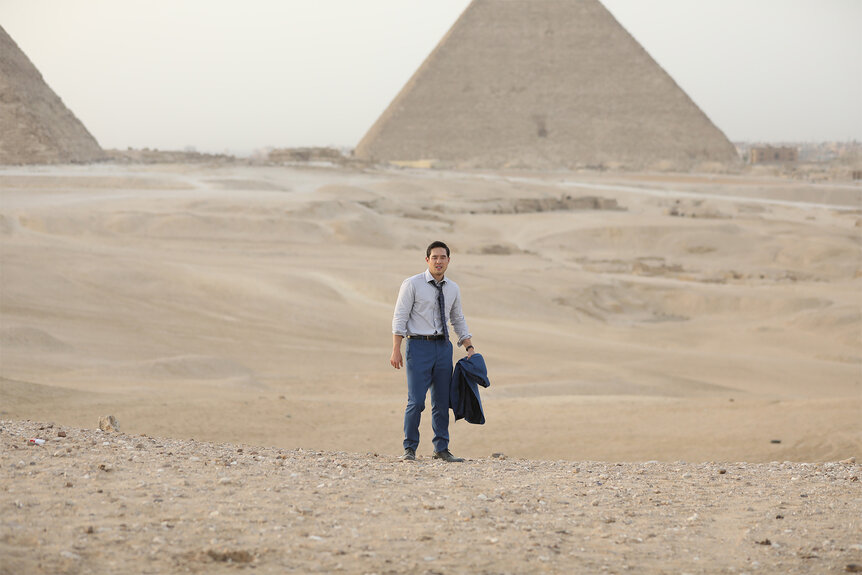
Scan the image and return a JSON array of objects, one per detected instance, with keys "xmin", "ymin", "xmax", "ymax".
[{"xmin": 1, "ymin": 420, "xmax": 860, "ymax": 574}]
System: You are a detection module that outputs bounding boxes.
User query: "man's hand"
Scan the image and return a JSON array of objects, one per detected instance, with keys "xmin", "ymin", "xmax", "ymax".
[
  {"xmin": 391, "ymin": 334, "xmax": 404, "ymax": 369},
  {"xmin": 390, "ymin": 349, "xmax": 403, "ymax": 369}
]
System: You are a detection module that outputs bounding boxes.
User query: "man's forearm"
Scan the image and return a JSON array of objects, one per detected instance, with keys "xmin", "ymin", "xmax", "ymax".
[{"xmin": 392, "ymin": 334, "xmax": 404, "ymax": 350}]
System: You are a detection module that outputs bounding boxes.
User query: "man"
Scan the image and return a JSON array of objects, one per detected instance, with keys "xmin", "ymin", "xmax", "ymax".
[{"xmin": 391, "ymin": 241, "xmax": 475, "ymax": 462}]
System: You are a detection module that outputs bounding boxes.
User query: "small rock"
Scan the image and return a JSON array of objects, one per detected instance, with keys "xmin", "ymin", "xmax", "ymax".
[
  {"xmin": 839, "ymin": 457, "xmax": 856, "ymax": 464},
  {"xmin": 491, "ymin": 452, "xmax": 507, "ymax": 459},
  {"xmin": 846, "ymin": 564, "xmax": 862, "ymax": 573},
  {"xmin": 99, "ymin": 415, "xmax": 120, "ymax": 433},
  {"xmin": 770, "ymin": 439, "xmax": 782, "ymax": 444},
  {"xmin": 207, "ymin": 549, "xmax": 253, "ymax": 563},
  {"xmin": 57, "ymin": 431, "xmax": 67, "ymax": 438},
  {"xmin": 756, "ymin": 538, "xmax": 772, "ymax": 546}
]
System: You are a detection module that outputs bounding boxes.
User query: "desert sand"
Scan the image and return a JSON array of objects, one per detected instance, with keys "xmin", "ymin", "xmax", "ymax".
[
  {"xmin": 1, "ymin": 162, "xmax": 861, "ymax": 573},
  {"xmin": 1, "ymin": 162, "xmax": 859, "ymax": 462}
]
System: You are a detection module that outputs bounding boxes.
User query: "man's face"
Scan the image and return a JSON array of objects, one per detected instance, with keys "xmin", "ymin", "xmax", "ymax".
[{"xmin": 426, "ymin": 247, "xmax": 449, "ymax": 277}]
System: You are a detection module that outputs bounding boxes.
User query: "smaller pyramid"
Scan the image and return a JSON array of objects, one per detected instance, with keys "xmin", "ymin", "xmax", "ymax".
[{"xmin": 0, "ymin": 25, "xmax": 104, "ymax": 165}]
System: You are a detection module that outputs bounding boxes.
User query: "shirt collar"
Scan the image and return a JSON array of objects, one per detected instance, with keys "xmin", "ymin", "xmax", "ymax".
[{"xmin": 424, "ymin": 269, "xmax": 446, "ymax": 285}]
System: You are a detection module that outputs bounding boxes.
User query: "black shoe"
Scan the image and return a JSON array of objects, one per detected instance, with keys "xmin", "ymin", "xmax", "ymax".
[
  {"xmin": 401, "ymin": 448, "xmax": 416, "ymax": 461},
  {"xmin": 432, "ymin": 449, "xmax": 464, "ymax": 462}
]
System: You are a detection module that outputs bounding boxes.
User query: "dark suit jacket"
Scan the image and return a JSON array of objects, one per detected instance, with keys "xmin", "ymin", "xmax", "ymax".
[{"xmin": 450, "ymin": 353, "xmax": 490, "ymax": 425}]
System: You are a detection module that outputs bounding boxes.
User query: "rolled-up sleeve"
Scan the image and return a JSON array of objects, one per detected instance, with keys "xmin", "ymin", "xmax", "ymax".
[
  {"xmin": 449, "ymin": 287, "xmax": 472, "ymax": 346},
  {"xmin": 392, "ymin": 278, "xmax": 414, "ymax": 336}
]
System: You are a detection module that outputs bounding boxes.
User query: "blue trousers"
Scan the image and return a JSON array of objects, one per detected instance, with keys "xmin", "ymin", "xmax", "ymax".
[{"xmin": 403, "ymin": 338, "xmax": 453, "ymax": 452}]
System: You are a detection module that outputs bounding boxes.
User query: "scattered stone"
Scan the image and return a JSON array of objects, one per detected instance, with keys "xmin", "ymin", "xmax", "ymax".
[
  {"xmin": 57, "ymin": 431, "xmax": 66, "ymax": 437},
  {"xmin": 491, "ymin": 452, "xmax": 507, "ymax": 459},
  {"xmin": 770, "ymin": 439, "xmax": 782, "ymax": 444},
  {"xmin": 1, "ymin": 419, "xmax": 859, "ymax": 574},
  {"xmin": 846, "ymin": 565, "xmax": 862, "ymax": 573},
  {"xmin": 99, "ymin": 415, "xmax": 120, "ymax": 433},
  {"xmin": 839, "ymin": 457, "xmax": 856, "ymax": 464},
  {"xmin": 207, "ymin": 549, "xmax": 254, "ymax": 563}
]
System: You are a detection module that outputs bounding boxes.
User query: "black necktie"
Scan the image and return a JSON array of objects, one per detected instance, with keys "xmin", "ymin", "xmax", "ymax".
[{"xmin": 435, "ymin": 282, "xmax": 448, "ymax": 340}]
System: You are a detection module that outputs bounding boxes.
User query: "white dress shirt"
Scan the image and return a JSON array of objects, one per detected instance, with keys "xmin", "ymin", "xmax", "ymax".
[{"xmin": 392, "ymin": 269, "xmax": 472, "ymax": 346}]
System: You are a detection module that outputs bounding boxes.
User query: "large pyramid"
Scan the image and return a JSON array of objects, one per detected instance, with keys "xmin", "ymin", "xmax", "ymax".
[
  {"xmin": 0, "ymin": 25, "xmax": 104, "ymax": 165},
  {"xmin": 355, "ymin": 0, "xmax": 738, "ymax": 170}
]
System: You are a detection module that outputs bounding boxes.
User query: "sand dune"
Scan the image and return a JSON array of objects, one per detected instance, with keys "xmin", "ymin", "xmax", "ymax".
[{"xmin": 0, "ymin": 163, "xmax": 859, "ymax": 462}]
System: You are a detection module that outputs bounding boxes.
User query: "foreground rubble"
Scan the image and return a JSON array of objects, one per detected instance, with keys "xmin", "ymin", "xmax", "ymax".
[{"xmin": 1, "ymin": 420, "xmax": 859, "ymax": 574}]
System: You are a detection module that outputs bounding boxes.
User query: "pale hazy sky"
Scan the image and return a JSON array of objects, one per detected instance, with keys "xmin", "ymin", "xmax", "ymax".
[{"xmin": 2, "ymin": 1, "xmax": 860, "ymax": 155}]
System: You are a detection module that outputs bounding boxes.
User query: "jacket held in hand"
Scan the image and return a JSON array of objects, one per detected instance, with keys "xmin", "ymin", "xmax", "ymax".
[{"xmin": 450, "ymin": 353, "xmax": 490, "ymax": 425}]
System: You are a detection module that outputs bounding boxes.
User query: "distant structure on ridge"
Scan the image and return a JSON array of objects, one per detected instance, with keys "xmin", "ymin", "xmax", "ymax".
[
  {"xmin": 0, "ymin": 25, "xmax": 104, "ymax": 164},
  {"xmin": 749, "ymin": 145, "xmax": 798, "ymax": 164},
  {"xmin": 355, "ymin": 0, "xmax": 739, "ymax": 170}
]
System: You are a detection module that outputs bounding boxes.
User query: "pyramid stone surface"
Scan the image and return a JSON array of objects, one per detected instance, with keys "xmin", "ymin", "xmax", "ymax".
[
  {"xmin": 0, "ymin": 25, "xmax": 103, "ymax": 164},
  {"xmin": 355, "ymin": 0, "xmax": 738, "ymax": 169}
]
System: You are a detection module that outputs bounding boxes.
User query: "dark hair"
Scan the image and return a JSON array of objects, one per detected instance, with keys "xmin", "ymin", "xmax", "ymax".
[{"xmin": 426, "ymin": 241, "xmax": 450, "ymax": 258}]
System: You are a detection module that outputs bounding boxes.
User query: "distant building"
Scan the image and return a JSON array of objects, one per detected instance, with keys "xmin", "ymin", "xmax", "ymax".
[
  {"xmin": 750, "ymin": 146, "xmax": 798, "ymax": 164},
  {"xmin": 266, "ymin": 147, "xmax": 345, "ymax": 164}
]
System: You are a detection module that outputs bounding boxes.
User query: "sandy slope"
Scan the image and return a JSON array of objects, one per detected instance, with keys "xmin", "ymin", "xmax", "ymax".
[
  {"xmin": 0, "ymin": 163, "xmax": 860, "ymax": 462},
  {"xmin": 2, "ymin": 420, "xmax": 860, "ymax": 574}
]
